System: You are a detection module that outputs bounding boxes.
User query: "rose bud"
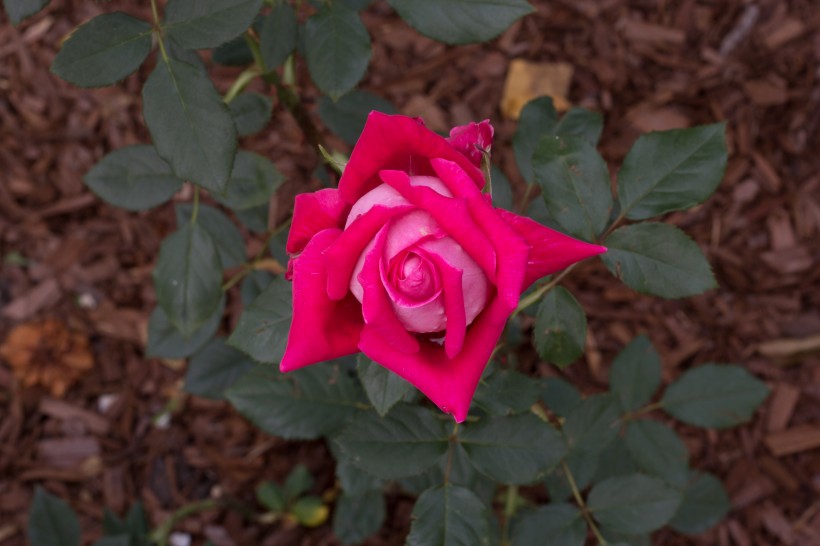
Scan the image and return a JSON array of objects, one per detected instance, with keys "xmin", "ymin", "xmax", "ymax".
[{"xmin": 281, "ymin": 113, "xmax": 605, "ymax": 422}]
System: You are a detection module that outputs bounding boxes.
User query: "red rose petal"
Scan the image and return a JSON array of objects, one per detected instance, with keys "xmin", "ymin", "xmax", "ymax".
[{"xmin": 286, "ymin": 188, "xmax": 348, "ymax": 255}]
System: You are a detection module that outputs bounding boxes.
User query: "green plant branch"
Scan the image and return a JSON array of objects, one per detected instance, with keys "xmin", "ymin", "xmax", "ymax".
[
  {"xmin": 150, "ymin": 499, "xmax": 219, "ymax": 546},
  {"xmin": 621, "ymin": 401, "xmax": 664, "ymax": 422},
  {"xmin": 443, "ymin": 422, "xmax": 460, "ymax": 484},
  {"xmin": 224, "ymin": 67, "xmax": 261, "ymax": 104},
  {"xmin": 512, "ymin": 264, "xmax": 576, "ymax": 318},
  {"xmin": 563, "ymin": 461, "xmax": 607, "ymax": 545},
  {"xmin": 500, "ymin": 485, "xmax": 520, "ymax": 546}
]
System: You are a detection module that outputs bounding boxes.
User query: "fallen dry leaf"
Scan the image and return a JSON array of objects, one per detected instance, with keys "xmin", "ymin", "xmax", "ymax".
[{"xmin": 501, "ymin": 59, "xmax": 574, "ymax": 119}]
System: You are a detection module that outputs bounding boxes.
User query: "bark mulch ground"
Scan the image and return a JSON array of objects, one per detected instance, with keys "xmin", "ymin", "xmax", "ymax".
[{"xmin": 1, "ymin": 1, "xmax": 819, "ymax": 544}]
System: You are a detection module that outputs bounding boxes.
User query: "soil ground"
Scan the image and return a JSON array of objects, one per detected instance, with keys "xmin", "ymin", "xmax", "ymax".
[{"xmin": 1, "ymin": 0, "xmax": 819, "ymax": 544}]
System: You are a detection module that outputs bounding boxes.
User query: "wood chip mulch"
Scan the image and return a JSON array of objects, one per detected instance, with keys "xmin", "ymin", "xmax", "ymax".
[{"xmin": 1, "ymin": 1, "xmax": 819, "ymax": 544}]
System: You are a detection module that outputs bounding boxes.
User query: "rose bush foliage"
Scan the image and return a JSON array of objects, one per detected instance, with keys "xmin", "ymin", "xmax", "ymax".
[{"xmin": 281, "ymin": 113, "xmax": 605, "ymax": 421}]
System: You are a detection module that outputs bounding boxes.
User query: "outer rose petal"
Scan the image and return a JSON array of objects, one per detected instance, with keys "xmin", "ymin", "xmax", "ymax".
[
  {"xmin": 281, "ymin": 229, "xmax": 364, "ymax": 372},
  {"xmin": 339, "ymin": 112, "xmax": 485, "ymax": 203},
  {"xmin": 497, "ymin": 210, "xmax": 607, "ymax": 289},
  {"xmin": 286, "ymin": 189, "xmax": 348, "ymax": 254},
  {"xmin": 446, "ymin": 120, "xmax": 494, "ymax": 168}
]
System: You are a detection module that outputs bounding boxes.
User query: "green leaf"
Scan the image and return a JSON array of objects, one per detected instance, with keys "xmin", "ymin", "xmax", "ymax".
[
  {"xmin": 609, "ymin": 335, "xmax": 661, "ymax": 413},
  {"xmin": 333, "ymin": 491, "xmax": 386, "ymax": 545},
  {"xmin": 590, "ymin": 436, "xmax": 640, "ymax": 484},
  {"xmin": 624, "ymin": 420, "xmax": 689, "ymax": 487},
  {"xmin": 599, "ymin": 530, "xmax": 651, "ymax": 546},
  {"xmin": 164, "ymin": 0, "xmax": 264, "ymax": 49},
  {"xmin": 317, "ymin": 90, "xmax": 397, "ymax": 144},
  {"xmin": 534, "ymin": 287, "xmax": 586, "ymax": 368},
  {"xmin": 490, "ymin": 164, "xmax": 515, "ymax": 212},
  {"xmin": 285, "ymin": 465, "xmax": 313, "ymax": 499},
  {"xmin": 544, "ymin": 450, "xmax": 598, "ymax": 502},
  {"xmin": 51, "ymin": 13, "xmax": 152, "ymax": 87},
  {"xmin": 5, "ymin": 0, "xmax": 49, "ymax": 25},
  {"xmin": 145, "ymin": 296, "xmax": 224, "ymax": 359},
  {"xmin": 175, "ymin": 203, "xmax": 245, "ymax": 268},
  {"xmin": 460, "ymin": 413, "xmax": 566, "ymax": 484},
  {"xmin": 93, "ymin": 537, "xmax": 130, "ymax": 546},
  {"xmin": 407, "ymin": 485, "xmax": 490, "ymax": 546},
  {"xmin": 290, "ymin": 496, "xmax": 328, "ymax": 527},
  {"xmin": 473, "ymin": 369, "xmax": 541, "ymax": 416},
  {"xmin": 28, "ymin": 487, "xmax": 80, "ymax": 546},
  {"xmin": 153, "ymin": 222, "xmax": 223, "ymax": 337},
  {"xmin": 670, "ymin": 471, "xmax": 730, "ymax": 534},
  {"xmin": 357, "ymin": 354, "xmax": 414, "ymax": 417},
  {"xmin": 304, "ymin": 3, "xmax": 371, "ymax": 100},
  {"xmin": 588, "ymin": 473, "xmax": 682, "ymax": 534},
  {"xmin": 512, "ymin": 503, "xmax": 586, "ymax": 546},
  {"xmin": 185, "ymin": 338, "xmax": 255, "ymax": 400},
  {"xmin": 84, "ymin": 145, "xmax": 183, "ymax": 211},
  {"xmin": 256, "ymin": 481, "xmax": 286, "ymax": 512},
  {"xmin": 212, "ymin": 151, "xmax": 284, "ymax": 211},
  {"xmin": 227, "ymin": 361, "xmax": 361, "ymax": 439},
  {"xmin": 259, "ymin": 2, "xmax": 298, "ymax": 70},
  {"xmin": 532, "ymin": 135, "xmax": 612, "ymax": 241},
  {"xmin": 229, "ymin": 93, "xmax": 273, "ymax": 137},
  {"xmin": 660, "ymin": 364, "xmax": 769, "ymax": 428},
  {"xmin": 240, "ymin": 270, "xmax": 273, "ymax": 306},
  {"xmin": 563, "ymin": 394, "xmax": 620, "ymax": 455},
  {"xmin": 334, "ymin": 450, "xmax": 384, "ymax": 495},
  {"xmin": 601, "ymin": 223, "xmax": 717, "ymax": 299},
  {"xmin": 513, "ymin": 97, "xmax": 603, "ymax": 183},
  {"xmin": 212, "ymin": 35, "xmax": 254, "ymax": 66},
  {"xmin": 143, "ymin": 58, "xmax": 237, "ymax": 193},
  {"xmin": 234, "ymin": 203, "xmax": 269, "ymax": 233},
  {"xmin": 335, "ymin": 404, "xmax": 449, "ymax": 480},
  {"xmin": 388, "ymin": 0, "xmax": 533, "ymax": 45},
  {"xmin": 540, "ymin": 377, "xmax": 581, "ymax": 417},
  {"xmin": 513, "ymin": 97, "xmax": 557, "ymax": 183},
  {"xmin": 227, "ymin": 277, "xmax": 291, "ymax": 364},
  {"xmin": 617, "ymin": 123, "xmax": 727, "ymax": 220}
]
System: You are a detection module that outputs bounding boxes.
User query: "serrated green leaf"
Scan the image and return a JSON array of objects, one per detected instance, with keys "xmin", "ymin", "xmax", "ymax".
[
  {"xmin": 153, "ymin": 222, "xmax": 223, "ymax": 337},
  {"xmin": 554, "ymin": 108, "xmax": 604, "ymax": 146},
  {"xmin": 473, "ymin": 369, "xmax": 541, "ymax": 416},
  {"xmin": 240, "ymin": 270, "xmax": 273, "ymax": 306},
  {"xmin": 336, "ymin": 404, "xmax": 449, "ymax": 480},
  {"xmin": 212, "ymin": 151, "xmax": 283, "ymax": 211},
  {"xmin": 317, "ymin": 90, "xmax": 397, "ymax": 145},
  {"xmin": 609, "ymin": 335, "xmax": 661, "ymax": 413},
  {"xmin": 227, "ymin": 277, "xmax": 291, "ymax": 364},
  {"xmin": 259, "ymin": 2, "xmax": 298, "ymax": 70},
  {"xmin": 624, "ymin": 420, "xmax": 689, "ymax": 487},
  {"xmin": 304, "ymin": 4, "xmax": 371, "ymax": 99},
  {"xmin": 670, "ymin": 471, "xmax": 730, "ymax": 534},
  {"xmin": 407, "ymin": 485, "xmax": 491, "ymax": 546},
  {"xmin": 228, "ymin": 93, "xmax": 273, "ymax": 137},
  {"xmin": 92, "ymin": 537, "xmax": 130, "ymax": 546},
  {"xmin": 617, "ymin": 123, "xmax": 727, "ymax": 220},
  {"xmin": 227, "ymin": 361, "xmax": 361, "ymax": 439},
  {"xmin": 84, "ymin": 145, "xmax": 183, "ymax": 211},
  {"xmin": 660, "ymin": 364, "xmax": 769, "ymax": 428},
  {"xmin": 601, "ymin": 223, "xmax": 717, "ymax": 299},
  {"xmin": 513, "ymin": 97, "xmax": 558, "ymax": 183},
  {"xmin": 5, "ymin": 0, "xmax": 49, "ymax": 25},
  {"xmin": 460, "ymin": 413, "xmax": 566, "ymax": 484},
  {"xmin": 28, "ymin": 487, "xmax": 80, "ymax": 546},
  {"xmin": 334, "ymin": 452, "xmax": 384, "ymax": 495},
  {"xmin": 211, "ymin": 34, "xmax": 254, "ymax": 66},
  {"xmin": 544, "ymin": 449, "xmax": 598, "ymax": 502},
  {"xmin": 175, "ymin": 203, "xmax": 246, "ymax": 268},
  {"xmin": 164, "ymin": 0, "xmax": 263, "ymax": 49},
  {"xmin": 51, "ymin": 13, "xmax": 152, "ymax": 87},
  {"xmin": 146, "ymin": 296, "xmax": 224, "ymax": 359},
  {"xmin": 511, "ymin": 503, "xmax": 586, "ymax": 546},
  {"xmin": 388, "ymin": 0, "xmax": 533, "ymax": 45},
  {"xmin": 357, "ymin": 354, "xmax": 414, "ymax": 417},
  {"xmin": 534, "ymin": 287, "xmax": 586, "ymax": 368},
  {"xmin": 333, "ymin": 491, "xmax": 385, "ymax": 545},
  {"xmin": 563, "ymin": 394, "xmax": 620, "ymax": 455},
  {"xmin": 185, "ymin": 337, "xmax": 254, "ymax": 400},
  {"xmin": 588, "ymin": 473, "xmax": 682, "ymax": 534},
  {"xmin": 532, "ymin": 135, "xmax": 612, "ymax": 241},
  {"xmin": 234, "ymin": 203, "xmax": 269, "ymax": 233},
  {"xmin": 143, "ymin": 58, "xmax": 237, "ymax": 193},
  {"xmin": 256, "ymin": 481, "xmax": 286, "ymax": 512},
  {"xmin": 599, "ymin": 530, "xmax": 651, "ymax": 546},
  {"xmin": 590, "ymin": 436, "xmax": 640, "ymax": 484},
  {"xmin": 540, "ymin": 377, "xmax": 581, "ymax": 417}
]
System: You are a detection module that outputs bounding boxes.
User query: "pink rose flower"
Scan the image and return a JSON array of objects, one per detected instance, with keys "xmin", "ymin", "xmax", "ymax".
[{"xmin": 281, "ymin": 113, "xmax": 605, "ymax": 422}]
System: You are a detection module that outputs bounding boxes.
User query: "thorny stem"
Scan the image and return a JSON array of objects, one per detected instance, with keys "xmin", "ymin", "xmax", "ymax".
[
  {"xmin": 563, "ymin": 461, "xmax": 607, "ymax": 545},
  {"xmin": 500, "ymin": 485, "xmax": 520, "ymax": 546},
  {"xmin": 512, "ymin": 265, "xmax": 577, "ymax": 318},
  {"xmin": 151, "ymin": 499, "xmax": 219, "ymax": 546}
]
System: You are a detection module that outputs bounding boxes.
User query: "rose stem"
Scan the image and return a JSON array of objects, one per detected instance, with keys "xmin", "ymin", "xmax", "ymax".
[{"xmin": 563, "ymin": 460, "xmax": 608, "ymax": 545}]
